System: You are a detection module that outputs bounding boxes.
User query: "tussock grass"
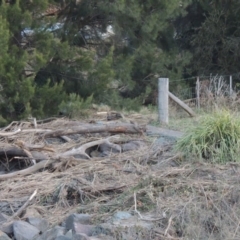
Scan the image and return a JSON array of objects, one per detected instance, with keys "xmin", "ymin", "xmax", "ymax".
[{"xmin": 176, "ymin": 109, "xmax": 240, "ymax": 163}]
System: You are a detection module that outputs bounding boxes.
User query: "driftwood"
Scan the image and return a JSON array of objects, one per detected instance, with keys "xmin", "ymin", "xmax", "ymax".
[
  {"xmin": 44, "ymin": 123, "xmax": 145, "ymax": 138},
  {"xmin": 0, "ymin": 128, "xmax": 21, "ymax": 136},
  {"xmin": 0, "ymin": 137, "xmax": 121, "ymax": 180},
  {"xmin": 0, "ymin": 123, "xmax": 145, "ymax": 137},
  {"xmin": 58, "ymin": 136, "xmax": 122, "ymax": 159},
  {"xmin": 0, "ymin": 160, "xmax": 53, "ymax": 180},
  {"xmin": 0, "ymin": 120, "xmax": 146, "ymax": 180}
]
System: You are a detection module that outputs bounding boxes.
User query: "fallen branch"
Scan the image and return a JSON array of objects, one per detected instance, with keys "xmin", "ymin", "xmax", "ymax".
[
  {"xmin": 44, "ymin": 123, "xmax": 146, "ymax": 138},
  {"xmin": 15, "ymin": 140, "xmax": 55, "ymax": 152},
  {"xmin": 11, "ymin": 189, "xmax": 38, "ymax": 219},
  {"xmin": 58, "ymin": 136, "xmax": 121, "ymax": 159},
  {"xmin": 0, "ymin": 146, "xmax": 48, "ymax": 160},
  {"xmin": 0, "ymin": 128, "xmax": 21, "ymax": 136},
  {"xmin": 134, "ymin": 192, "xmax": 163, "ymax": 221},
  {"xmin": 164, "ymin": 215, "xmax": 173, "ymax": 236},
  {"xmin": 0, "ymin": 160, "xmax": 53, "ymax": 180}
]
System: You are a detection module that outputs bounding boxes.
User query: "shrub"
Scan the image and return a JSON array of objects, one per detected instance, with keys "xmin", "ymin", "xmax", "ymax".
[
  {"xmin": 58, "ymin": 93, "xmax": 93, "ymax": 118},
  {"xmin": 176, "ymin": 110, "xmax": 240, "ymax": 163}
]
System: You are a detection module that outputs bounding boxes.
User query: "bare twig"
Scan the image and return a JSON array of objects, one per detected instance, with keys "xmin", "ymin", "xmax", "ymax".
[
  {"xmin": 11, "ymin": 189, "xmax": 38, "ymax": 219},
  {"xmin": 59, "ymin": 136, "xmax": 121, "ymax": 159},
  {"xmin": 134, "ymin": 192, "xmax": 163, "ymax": 222},
  {"xmin": 164, "ymin": 215, "xmax": 173, "ymax": 236}
]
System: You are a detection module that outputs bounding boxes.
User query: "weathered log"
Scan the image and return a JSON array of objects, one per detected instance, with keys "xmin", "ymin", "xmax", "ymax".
[
  {"xmin": 44, "ymin": 123, "xmax": 146, "ymax": 138},
  {"xmin": 0, "ymin": 160, "xmax": 53, "ymax": 180},
  {"xmin": 0, "ymin": 129, "xmax": 21, "ymax": 136},
  {"xmin": 57, "ymin": 136, "xmax": 121, "ymax": 159},
  {"xmin": 0, "ymin": 146, "xmax": 47, "ymax": 160}
]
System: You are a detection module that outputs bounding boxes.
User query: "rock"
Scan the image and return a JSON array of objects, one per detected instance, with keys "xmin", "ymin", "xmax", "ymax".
[
  {"xmin": 0, "ymin": 214, "xmax": 13, "ymax": 235},
  {"xmin": 64, "ymin": 214, "xmax": 92, "ymax": 229},
  {"xmin": 65, "ymin": 230, "xmax": 73, "ymax": 238},
  {"xmin": 72, "ymin": 233, "xmax": 90, "ymax": 240},
  {"xmin": 27, "ymin": 217, "xmax": 49, "ymax": 232},
  {"xmin": 0, "ymin": 213, "xmax": 8, "ymax": 223},
  {"xmin": 112, "ymin": 211, "xmax": 132, "ymax": 221},
  {"xmin": 55, "ymin": 236, "xmax": 71, "ymax": 240},
  {"xmin": 0, "ymin": 230, "xmax": 11, "ymax": 240},
  {"xmin": 122, "ymin": 141, "xmax": 146, "ymax": 152},
  {"xmin": 99, "ymin": 215, "xmax": 155, "ymax": 240},
  {"xmin": 72, "ymin": 222, "xmax": 95, "ymax": 236},
  {"xmin": 0, "ymin": 221, "xmax": 13, "ymax": 235},
  {"xmin": 35, "ymin": 226, "xmax": 65, "ymax": 240},
  {"xmin": 13, "ymin": 221, "xmax": 40, "ymax": 240}
]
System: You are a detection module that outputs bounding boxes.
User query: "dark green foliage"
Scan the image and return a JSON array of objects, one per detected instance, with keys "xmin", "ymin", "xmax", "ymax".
[
  {"xmin": 4, "ymin": 0, "xmax": 240, "ymax": 121},
  {"xmin": 57, "ymin": 0, "xmax": 193, "ymax": 104},
  {"xmin": 31, "ymin": 80, "xmax": 66, "ymax": 118},
  {"xmin": 0, "ymin": 1, "xmax": 68, "ymax": 121},
  {"xmin": 177, "ymin": 0, "xmax": 240, "ymax": 77}
]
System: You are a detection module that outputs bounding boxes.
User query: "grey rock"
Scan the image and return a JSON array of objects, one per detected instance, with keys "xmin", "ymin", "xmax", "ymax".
[
  {"xmin": 112, "ymin": 211, "xmax": 132, "ymax": 221},
  {"xmin": 0, "ymin": 230, "xmax": 11, "ymax": 240},
  {"xmin": 99, "ymin": 143, "xmax": 121, "ymax": 153},
  {"xmin": 27, "ymin": 217, "xmax": 49, "ymax": 232},
  {"xmin": 122, "ymin": 141, "xmax": 146, "ymax": 152},
  {"xmin": 73, "ymin": 222, "xmax": 95, "ymax": 236},
  {"xmin": 13, "ymin": 221, "xmax": 40, "ymax": 240},
  {"xmin": 0, "ymin": 221, "xmax": 13, "ymax": 235},
  {"xmin": 65, "ymin": 230, "xmax": 73, "ymax": 238},
  {"xmin": 35, "ymin": 226, "xmax": 65, "ymax": 240},
  {"xmin": 55, "ymin": 236, "xmax": 71, "ymax": 240},
  {"xmin": 0, "ymin": 214, "xmax": 12, "ymax": 235},
  {"xmin": 64, "ymin": 214, "xmax": 92, "ymax": 230},
  {"xmin": 99, "ymin": 216, "xmax": 155, "ymax": 240},
  {"xmin": 0, "ymin": 213, "xmax": 8, "ymax": 223},
  {"xmin": 73, "ymin": 233, "xmax": 90, "ymax": 240}
]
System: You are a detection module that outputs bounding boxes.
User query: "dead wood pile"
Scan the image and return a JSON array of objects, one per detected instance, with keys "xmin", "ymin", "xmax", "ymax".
[
  {"xmin": 2, "ymin": 112, "xmax": 240, "ymax": 239},
  {"xmin": 0, "ymin": 115, "xmax": 147, "ymax": 180}
]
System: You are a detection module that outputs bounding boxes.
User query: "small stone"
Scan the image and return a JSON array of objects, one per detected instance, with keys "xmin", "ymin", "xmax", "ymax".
[
  {"xmin": 27, "ymin": 217, "xmax": 49, "ymax": 233},
  {"xmin": 64, "ymin": 214, "xmax": 92, "ymax": 230},
  {"xmin": 0, "ymin": 221, "xmax": 13, "ymax": 235},
  {"xmin": 73, "ymin": 222, "xmax": 95, "ymax": 236},
  {"xmin": 0, "ymin": 230, "xmax": 11, "ymax": 240},
  {"xmin": 65, "ymin": 230, "xmax": 73, "ymax": 238},
  {"xmin": 13, "ymin": 221, "xmax": 40, "ymax": 240},
  {"xmin": 36, "ymin": 226, "xmax": 65, "ymax": 240},
  {"xmin": 55, "ymin": 236, "xmax": 71, "ymax": 240},
  {"xmin": 0, "ymin": 213, "xmax": 8, "ymax": 224},
  {"xmin": 112, "ymin": 211, "xmax": 132, "ymax": 221},
  {"xmin": 73, "ymin": 233, "xmax": 90, "ymax": 240}
]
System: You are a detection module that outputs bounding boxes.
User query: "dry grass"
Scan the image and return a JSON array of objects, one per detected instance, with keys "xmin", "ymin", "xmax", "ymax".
[
  {"xmin": 1, "ymin": 112, "xmax": 240, "ymax": 239},
  {"xmin": 1, "ymin": 139, "xmax": 240, "ymax": 239}
]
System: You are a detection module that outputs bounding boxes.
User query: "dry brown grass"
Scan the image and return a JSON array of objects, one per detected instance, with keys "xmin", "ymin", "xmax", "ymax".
[{"xmin": 1, "ymin": 113, "xmax": 240, "ymax": 239}]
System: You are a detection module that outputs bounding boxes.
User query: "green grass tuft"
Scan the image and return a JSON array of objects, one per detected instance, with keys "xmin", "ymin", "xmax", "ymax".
[{"xmin": 176, "ymin": 110, "xmax": 240, "ymax": 163}]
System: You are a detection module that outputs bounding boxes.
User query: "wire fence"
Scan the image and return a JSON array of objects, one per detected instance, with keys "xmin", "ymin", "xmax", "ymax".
[{"xmin": 170, "ymin": 74, "xmax": 240, "ymax": 111}]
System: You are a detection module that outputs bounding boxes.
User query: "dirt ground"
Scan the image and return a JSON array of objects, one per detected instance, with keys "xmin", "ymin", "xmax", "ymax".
[{"xmin": 1, "ymin": 112, "xmax": 240, "ymax": 239}]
